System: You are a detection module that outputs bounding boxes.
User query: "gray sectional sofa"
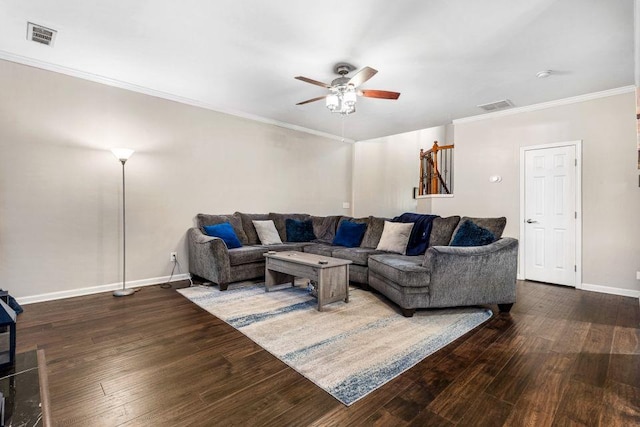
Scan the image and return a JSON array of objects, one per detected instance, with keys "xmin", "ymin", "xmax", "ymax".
[{"xmin": 188, "ymin": 212, "xmax": 518, "ymax": 317}]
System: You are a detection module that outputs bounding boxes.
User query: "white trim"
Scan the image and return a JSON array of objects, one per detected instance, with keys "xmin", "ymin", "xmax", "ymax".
[
  {"xmin": 453, "ymin": 86, "xmax": 635, "ymax": 124},
  {"xmin": 15, "ymin": 274, "xmax": 190, "ymax": 305},
  {"xmin": 0, "ymin": 50, "xmax": 355, "ymax": 144},
  {"xmin": 581, "ymin": 283, "xmax": 640, "ymax": 299},
  {"xmin": 519, "ymin": 140, "xmax": 582, "ymax": 289}
]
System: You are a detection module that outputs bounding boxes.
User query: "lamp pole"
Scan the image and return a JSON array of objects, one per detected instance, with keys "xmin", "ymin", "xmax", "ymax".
[{"xmin": 111, "ymin": 148, "xmax": 135, "ymax": 297}]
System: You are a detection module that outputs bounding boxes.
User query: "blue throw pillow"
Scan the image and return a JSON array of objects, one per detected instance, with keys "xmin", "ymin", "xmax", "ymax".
[
  {"xmin": 202, "ymin": 222, "xmax": 243, "ymax": 249},
  {"xmin": 333, "ymin": 220, "xmax": 367, "ymax": 248},
  {"xmin": 285, "ymin": 219, "xmax": 316, "ymax": 242},
  {"xmin": 450, "ymin": 220, "xmax": 496, "ymax": 247}
]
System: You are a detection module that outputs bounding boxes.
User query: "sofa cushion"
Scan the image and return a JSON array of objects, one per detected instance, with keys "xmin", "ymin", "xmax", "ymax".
[
  {"xmin": 202, "ymin": 222, "xmax": 243, "ymax": 249},
  {"xmin": 269, "ymin": 213, "xmax": 311, "ymax": 241},
  {"xmin": 450, "ymin": 220, "xmax": 496, "ymax": 247},
  {"xmin": 253, "ymin": 220, "xmax": 283, "ymax": 245},
  {"xmin": 360, "ymin": 216, "xmax": 388, "ymax": 249},
  {"xmin": 303, "ymin": 243, "xmax": 334, "ymax": 257},
  {"xmin": 376, "ymin": 221, "xmax": 414, "ymax": 254},
  {"xmin": 228, "ymin": 246, "xmax": 269, "ymax": 266},
  {"xmin": 285, "ymin": 219, "xmax": 316, "ymax": 242},
  {"xmin": 235, "ymin": 212, "xmax": 269, "ymax": 245},
  {"xmin": 263, "ymin": 243, "xmax": 310, "ymax": 252},
  {"xmin": 310, "ymin": 215, "xmax": 341, "ymax": 244},
  {"xmin": 333, "ymin": 220, "xmax": 368, "ymax": 248},
  {"xmin": 197, "ymin": 213, "xmax": 248, "ymax": 245},
  {"xmin": 429, "ymin": 216, "xmax": 460, "ymax": 247},
  {"xmin": 368, "ymin": 254, "xmax": 431, "ymax": 288},
  {"xmin": 449, "ymin": 217, "xmax": 506, "ymax": 244},
  {"xmin": 332, "ymin": 247, "xmax": 386, "ymax": 266}
]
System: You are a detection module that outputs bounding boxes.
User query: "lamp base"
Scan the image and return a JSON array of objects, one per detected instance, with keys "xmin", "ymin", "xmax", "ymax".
[{"xmin": 113, "ymin": 288, "xmax": 135, "ymax": 297}]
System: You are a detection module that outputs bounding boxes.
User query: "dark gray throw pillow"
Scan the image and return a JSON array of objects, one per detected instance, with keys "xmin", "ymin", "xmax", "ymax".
[
  {"xmin": 449, "ymin": 216, "xmax": 506, "ymax": 244},
  {"xmin": 450, "ymin": 220, "xmax": 496, "ymax": 247}
]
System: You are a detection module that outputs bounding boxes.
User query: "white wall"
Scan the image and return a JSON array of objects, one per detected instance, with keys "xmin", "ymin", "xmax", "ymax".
[
  {"xmin": 352, "ymin": 125, "xmax": 448, "ymax": 217},
  {"xmin": 427, "ymin": 92, "xmax": 639, "ymax": 295},
  {"xmin": 0, "ymin": 59, "xmax": 353, "ymax": 301}
]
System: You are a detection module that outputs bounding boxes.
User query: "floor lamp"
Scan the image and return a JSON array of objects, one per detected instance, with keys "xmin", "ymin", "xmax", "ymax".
[{"xmin": 111, "ymin": 148, "xmax": 135, "ymax": 297}]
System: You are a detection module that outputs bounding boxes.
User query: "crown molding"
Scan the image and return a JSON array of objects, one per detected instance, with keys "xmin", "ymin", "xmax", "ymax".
[
  {"xmin": 453, "ymin": 86, "xmax": 636, "ymax": 125},
  {"xmin": 0, "ymin": 50, "xmax": 355, "ymax": 143}
]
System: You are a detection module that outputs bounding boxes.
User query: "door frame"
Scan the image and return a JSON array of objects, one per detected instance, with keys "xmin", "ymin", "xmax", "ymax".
[{"xmin": 518, "ymin": 140, "xmax": 582, "ymax": 288}]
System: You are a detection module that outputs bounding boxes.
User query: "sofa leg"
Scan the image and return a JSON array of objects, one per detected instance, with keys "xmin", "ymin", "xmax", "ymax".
[
  {"xmin": 219, "ymin": 283, "xmax": 229, "ymax": 291},
  {"xmin": 498, "ymin": 303, "xmax": 513, "ymax": 313},
  {"xmin": 400, "ymin": 307, "xmax": 416, "ymax": 317}
]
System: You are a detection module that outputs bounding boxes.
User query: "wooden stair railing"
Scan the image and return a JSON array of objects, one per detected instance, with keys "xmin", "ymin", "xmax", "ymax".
[{"xmin": 419, "ymin": 141, "xmax": 454, "ymax": 195}]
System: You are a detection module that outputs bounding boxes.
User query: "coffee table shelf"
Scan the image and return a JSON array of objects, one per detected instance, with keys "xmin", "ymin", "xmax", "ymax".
[{"xmin": 263, "ymin": 251, "xmax": 352, "ymax": 311}]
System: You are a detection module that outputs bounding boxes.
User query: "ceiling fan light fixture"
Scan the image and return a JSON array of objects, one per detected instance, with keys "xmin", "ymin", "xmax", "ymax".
[
  {"xmin": 296, "ymin": 63, "xmax": 399, "ymax": 115},
  {"xmin": 343, "ymin": 88, "xmax": 357, "ymax": 106},
  {"xmin": 326, "ymin": 93, "xmax": 339, "ymax": 111}
]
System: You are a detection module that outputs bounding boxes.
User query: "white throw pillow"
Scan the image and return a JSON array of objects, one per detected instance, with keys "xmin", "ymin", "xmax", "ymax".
[
  {"xmin": 252, "ymin": 220, "xmax": 283, "ymax": 245},
  {"xmin": 375, "ymin": 221, "xmax": 414, "ymax": 254}
]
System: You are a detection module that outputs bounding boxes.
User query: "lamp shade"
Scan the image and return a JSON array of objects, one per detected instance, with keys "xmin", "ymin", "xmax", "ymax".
[{"xmin": 110, "ymin": 148, "xmax": 135, "ymax": 162}]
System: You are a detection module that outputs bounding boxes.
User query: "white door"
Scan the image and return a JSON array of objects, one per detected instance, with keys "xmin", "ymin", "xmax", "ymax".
[{"xmin": 523, "ymin": 145, "xmax": 577, "ymax": 286}]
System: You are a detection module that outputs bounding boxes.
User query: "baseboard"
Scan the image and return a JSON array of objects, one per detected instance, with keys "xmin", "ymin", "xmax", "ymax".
[
  {"xmin": 581, "ymin": 283, "xmax": 639, "ymax": 299},
  {"xmin": 16, "ymin": 274, "xmax": 191, "ymax": 305}
]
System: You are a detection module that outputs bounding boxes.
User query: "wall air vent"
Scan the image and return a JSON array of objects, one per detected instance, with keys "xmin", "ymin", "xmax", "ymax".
[
  {"xmin": 27, "ymin": 22, "xmax": 57, "ymax": 46},
  {"xmin": 477, "ymin": 99, "xmax": 514, "ymax": 112}
]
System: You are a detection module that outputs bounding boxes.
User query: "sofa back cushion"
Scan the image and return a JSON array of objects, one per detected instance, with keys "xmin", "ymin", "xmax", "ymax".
[
  {"xmin": 197, "ymin": 213, "xmax": 248, "ymax": 245},
  {"xmin": 429, "ymin": 216, "xmax": 461, "ymax": 247},
  {"xmin": 235, "ymin": 212, "xmax": 269, "ymax": 245},
  {"xmin": 449, "ymin": 217, "xmax": 506, "ymax": 244},
  {"xmin": 360, "ymin": 216, "xmax": 388, "ymax": 249},
  {"xmin": 285, "ymin": 218, "xmax": 316, "ymax": 242},
  {"xmin": 269, "ymin": 213, "xmax": 311, "ymax": 242},
  {"xmin": 310, "ymin": 215, "xmax": 342, "ymax": 244}
]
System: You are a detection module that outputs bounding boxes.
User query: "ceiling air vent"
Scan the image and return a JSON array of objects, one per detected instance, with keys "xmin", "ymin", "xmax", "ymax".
[
  {"xmin": 27, "ymin": 22, "xmax": 57, "ymax": 46},
  {"xmin": 477, "ymin": 99, "xmax": 514, "ymax": 112}
]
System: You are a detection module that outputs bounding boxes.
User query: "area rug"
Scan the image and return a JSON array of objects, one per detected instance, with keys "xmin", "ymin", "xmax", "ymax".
[{"xmin": 178, "ymin": 283, "xmax": 492, "ymax": 406}]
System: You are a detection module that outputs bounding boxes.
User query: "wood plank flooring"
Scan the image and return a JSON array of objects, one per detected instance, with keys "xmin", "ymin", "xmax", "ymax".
[{"xmin": 16, "ymin": 280, "xmax": 640, "ymax": 426}]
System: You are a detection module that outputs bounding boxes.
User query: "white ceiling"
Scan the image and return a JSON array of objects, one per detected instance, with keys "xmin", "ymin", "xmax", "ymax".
[{"xmin": 0, "ymin": 0, "xmax": 635, "ymax": 141}]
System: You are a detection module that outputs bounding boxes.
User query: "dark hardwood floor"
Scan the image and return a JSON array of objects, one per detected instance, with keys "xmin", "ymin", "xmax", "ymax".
[{"xmin": 16, "ymin": 280, "xmax": 639, "ymax": 426}]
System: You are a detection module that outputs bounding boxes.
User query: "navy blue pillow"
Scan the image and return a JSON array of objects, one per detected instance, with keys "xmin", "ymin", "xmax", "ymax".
[
  {"xmin": 333, "ymin": 220, "xmax": 367, "ymax": 248},
  {"xmin": 450, "ymin": 220, "xmax": 496, "ymax": 247},
  {"xmin": 203, "ymin": 222, "xmax": 243, "ymax": 249},
  {"xmin": 285, "ymin": 219, "xmax": 316, "ymax": 242}
]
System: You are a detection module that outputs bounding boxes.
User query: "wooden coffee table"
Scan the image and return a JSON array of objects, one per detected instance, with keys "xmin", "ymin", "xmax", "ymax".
[{"xmin": 263, "ymin": 251, "xmax": 352, "ymax": 311}]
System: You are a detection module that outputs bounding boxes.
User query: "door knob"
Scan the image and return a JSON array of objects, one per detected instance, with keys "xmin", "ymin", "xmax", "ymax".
[{"xmin": 526, "ymin": 219, "xmax": 538, "ymax": 224}]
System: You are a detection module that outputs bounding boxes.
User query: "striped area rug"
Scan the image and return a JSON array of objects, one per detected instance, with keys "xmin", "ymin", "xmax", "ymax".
[{"xmin": 178, "ymin": 282, "xmax": 492, "ymax": 406}]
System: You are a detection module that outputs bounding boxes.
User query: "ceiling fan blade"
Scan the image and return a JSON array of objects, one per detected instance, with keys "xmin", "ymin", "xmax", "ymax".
[
  {"xmin": 348, "ymin": 66, "xmax": 378, "ymax": 87},
  {"xmin": 359, "ymin": 89, "xmax": 401, "ymax": 100},
  {"xmin": 295, "ymin": 76, "xmax": 331, "ymax": 88},
  {"xmin": 296, "ymin": 96, "xmax": 327, "ymax": 105}
]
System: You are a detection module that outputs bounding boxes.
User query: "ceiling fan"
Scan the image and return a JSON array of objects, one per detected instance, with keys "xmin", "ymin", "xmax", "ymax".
[{"xmin": 295, "ymin": 63, "xmax": 400, "ymax": 115}]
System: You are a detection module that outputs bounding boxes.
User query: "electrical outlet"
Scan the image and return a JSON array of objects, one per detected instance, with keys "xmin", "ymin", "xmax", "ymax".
[
  {"xmin": 637, "ymin": 271, "xmax": 640, "ymax": 280},
  {"xmin": 170, "ymin": 252, "xmax": 177, "ymax": 262}
]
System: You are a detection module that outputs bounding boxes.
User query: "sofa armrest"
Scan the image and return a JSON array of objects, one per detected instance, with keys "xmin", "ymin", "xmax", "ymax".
[
  {"xmin": 187, "ymin": 227, "xmax": 231, "ymax": 285},
  {"xmin": 422, "ymin": 237, "xmax": 518, "ymax": 308}
]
